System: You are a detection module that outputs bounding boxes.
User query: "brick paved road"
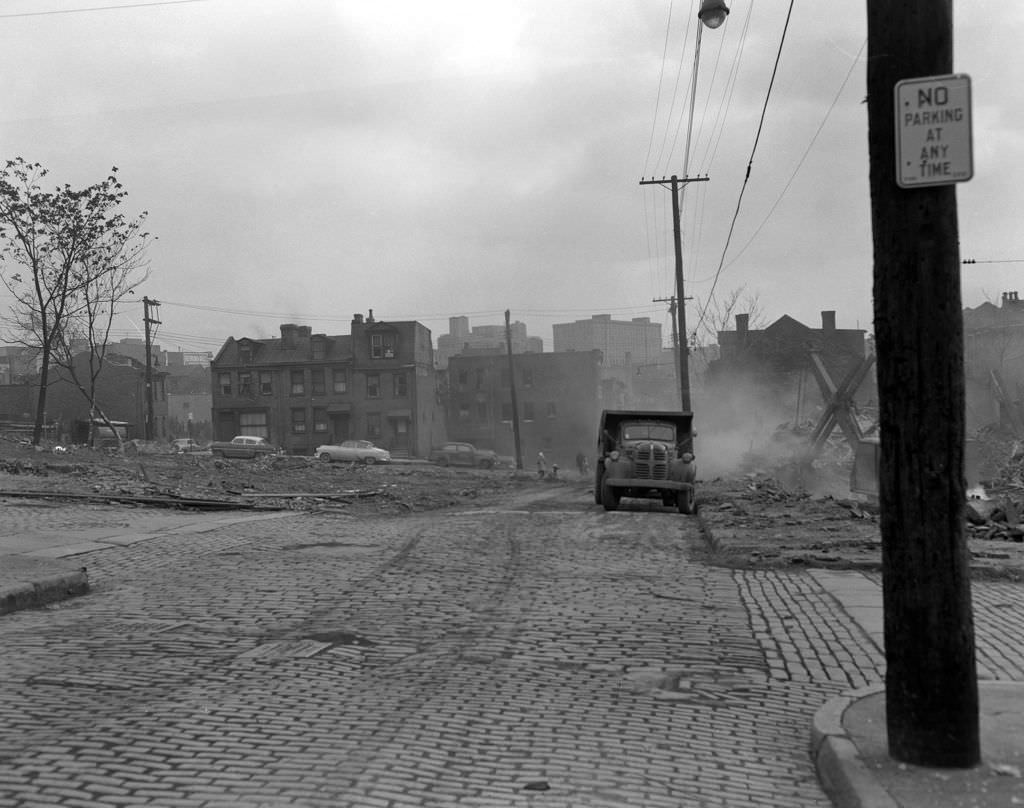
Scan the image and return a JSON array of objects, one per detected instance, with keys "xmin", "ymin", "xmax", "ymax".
[{"xmin": 2, "ymin": 490, "xmax": 1020, "ymax": 807}]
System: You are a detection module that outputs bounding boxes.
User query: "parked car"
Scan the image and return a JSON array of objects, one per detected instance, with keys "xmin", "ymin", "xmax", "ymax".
[
  {"xmin": 209, "ymin": 435, "xmax": 283, "ymax": 459},
  {"xmin": 594, "ymin": 409, "xmax": 697, "ymax": 514},
  {"xmin": 170, "ymin": 438, "xmax": 204, "ymax": 454},
  {"xmin": 429, "ymin": 441, "xmax": 498, "ymax": 469},
  {"xmin": 316, "ymin": 440, "xmax": 391, "ymax": 465}
]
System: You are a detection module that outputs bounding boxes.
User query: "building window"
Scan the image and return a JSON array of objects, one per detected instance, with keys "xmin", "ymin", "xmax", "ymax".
[
  {"xmin": 312, "ymin": 340, "xmax": 325, "ymax": 361},
  {"xmin": 476, "ymin": 402, "xmax": 487, "ymax": 421},
  {"xmin": 239, "ymin": 345, "xmax": 253, "ymax": 365},
  {"xmin": 219, "ymin": 372, "xmax": 232, "ymax": 396},
  {"xmin": 393, "ymin": 372, "xmax": 407, "ymax": 398},
  {"xmin": 475, "ymin": 368, "xmax": 485, "ymax": 390},
  {"xmin": 291, "ymin": 408, "xmax": 307, "ymax": 433},
  {"xmin": 457, "ymin": 370, "xmax": 468, "ymax": 389},
  {"xmin": 523, "ymin": 402, "xmax": 535, "ymax": 422},
  {"xmin": 332, "ymin": 369, "xmax": 347, "ymax": 394},
  {"xmin": 290, "ymin": 370, "xmax": 305, "ymax": 395},
  {"xmin": 311, "ymin": 368, "xmax": 326, "ymax": 396},
  {"xmin": 366, "ymin": 412, "xmax": 382, "ymax": 439},
  {"xmin": 259, "ymin": 371, "xmax": 273, "ymax": 395},
  {"xmin": 501, "ymin": 402, "xmax": 513, "ymax": 421},
  {"xmin": 522, "ymin": 368, "xmax": 534, "ymax": 388},
  {"xmin": 366, "ymin": 373, "xmax": 381, "ymax": 399},
  {"xmin": 370, "ymin": 333, "xmax": 396, "ymax": 359},
  {"xmin": 313, "ymin": 408, "xmax": 328, "ymax": 433},
  {"xmin": 239, "ymin": 411, "xmax": 268, "ymax": 439},
  {"xmin": 238, "ymin": 371, "xmax": 253, "ymax": 396},
  {"xmin": 458, "ymin": 403, "xmax": 470, "ymax": 420},
  {"xmin": 546, "ymin": 402, "xmax": 557, "ymax": 418}
]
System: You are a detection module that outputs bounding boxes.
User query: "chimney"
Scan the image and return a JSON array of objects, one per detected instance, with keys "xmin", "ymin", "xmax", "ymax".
[
  {"xmin": 821, "ymin": 311, "xmax": 836, "ymax": 332},
  {"xmin": 367, "ymin": 309, "xmax": 375, "ymax": 323},
  {"xmin": 736, "ymin": 313, "xmax": 749, "ymax": 334},
  {"xmin": 353, "ymin": 313, "xmax": 364, "ymax": 325},
  {"xmin": 280, "ymin": 323, "xmax": 299, "ymax": 349}
]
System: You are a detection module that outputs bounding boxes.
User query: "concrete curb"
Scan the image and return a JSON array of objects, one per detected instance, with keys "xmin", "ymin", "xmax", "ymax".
[
  {"xmin": 811, "ymin": 685, "xmax": 899, "ymax": 808},
  {"xmin": 0, "ymin": 568, "xmax": 89, "ymax": 616},
  {"xmin": 695, "ymin": 501, "xmax": 720, "ymax": 552}
]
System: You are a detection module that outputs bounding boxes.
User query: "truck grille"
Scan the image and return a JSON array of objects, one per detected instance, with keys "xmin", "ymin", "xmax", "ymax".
[{"xmin": 634, "ymin": 443, "xmax": 669, "ymax": 480}]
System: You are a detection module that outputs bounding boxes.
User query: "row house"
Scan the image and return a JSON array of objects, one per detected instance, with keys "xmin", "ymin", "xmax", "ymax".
[
  {"xmin": 444, "ymin": 350, "xmax": 603, "ymax": 468},
  {"xmin": 210, "ymin": 312, "xmax": 442, "ymax": 457}
]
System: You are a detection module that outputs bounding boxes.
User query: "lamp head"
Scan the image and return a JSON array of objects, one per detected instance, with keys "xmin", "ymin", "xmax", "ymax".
[{"xmin": 698, "ymin": 0, "xmax": 730, "ymax": 29}]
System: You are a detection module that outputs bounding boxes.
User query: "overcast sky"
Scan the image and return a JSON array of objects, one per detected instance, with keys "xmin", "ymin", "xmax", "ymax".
[{"xmin": 1, "ymin": 0, "xmax": 1019, "ymax": 355}]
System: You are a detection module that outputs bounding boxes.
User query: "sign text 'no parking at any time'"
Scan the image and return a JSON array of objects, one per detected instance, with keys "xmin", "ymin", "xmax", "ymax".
[{"xmin": 895, "ymin": 73, "xmax": 973, "ymax": 189}]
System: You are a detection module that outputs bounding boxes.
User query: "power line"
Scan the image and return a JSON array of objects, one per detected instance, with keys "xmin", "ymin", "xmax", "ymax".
[
  {"xmin": 695, "ymin": 37, "xmax": 867, "ymax": 282},
  {"xmin": 0, "ymin": 0, "xmax": 204, "ymax": 19},
  {"xmin": 692, "ymin": 0, "xmax": 796, "ymax": 340}
]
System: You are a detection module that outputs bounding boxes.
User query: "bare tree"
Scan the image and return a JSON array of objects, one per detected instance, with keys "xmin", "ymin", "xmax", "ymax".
[
  {"xmin": 52, "ymin": 214, "xmax": 150, "ymax": 449},
  {"xmin": 0, "ymin": 159, "xmax": 151, "ymax": 444},
  {"xmin": 691, "ymin": 285, "xmax": 767, "ymax": 348}
]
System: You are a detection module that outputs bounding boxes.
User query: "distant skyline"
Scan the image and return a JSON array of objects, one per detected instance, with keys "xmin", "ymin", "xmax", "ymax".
[{"xmin": 1, "ymin": 1, "xmax": 1020, "ymax": 355}]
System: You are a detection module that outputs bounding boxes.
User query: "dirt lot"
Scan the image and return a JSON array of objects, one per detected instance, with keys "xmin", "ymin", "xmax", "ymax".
[{"xmin": 2, "ymin": 437, "xmax": 1023, "ymax": 580}]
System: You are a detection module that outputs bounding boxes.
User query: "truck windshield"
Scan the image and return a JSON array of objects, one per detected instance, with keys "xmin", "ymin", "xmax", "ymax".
[{"xmin": 621, "ymin": 423, "xmax": 675, "ymax": 442}]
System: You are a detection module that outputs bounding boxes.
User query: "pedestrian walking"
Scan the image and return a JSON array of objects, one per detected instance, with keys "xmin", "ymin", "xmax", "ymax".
[{"xmin": 537, "ymin": 451, "xmax": 547, "ymax": 479}]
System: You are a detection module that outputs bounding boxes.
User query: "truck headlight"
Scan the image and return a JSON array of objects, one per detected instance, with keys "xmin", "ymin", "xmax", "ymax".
[
  {"xmin": 681, "ymin": 452, "xmax": 694, "ymax": 463},
  {"xmin": 609, "ymin": 450, "xmax": 620, "ymax": 461}
]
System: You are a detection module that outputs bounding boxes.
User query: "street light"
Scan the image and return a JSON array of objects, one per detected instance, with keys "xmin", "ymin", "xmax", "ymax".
[
  {"xmin": 698, "ymin": 0, "xmax": 730, "ymax": 29},
  {"xmin": 676, "ymin": 0, "xmax": 728, "ymax": 412},
  {"xmin": 639, "ymin": 1, "xmax": 728, "ymax": 413}
]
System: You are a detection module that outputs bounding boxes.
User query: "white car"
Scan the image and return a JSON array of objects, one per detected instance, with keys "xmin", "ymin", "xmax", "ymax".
[{"xmin": 316, "ymin": 440, "xmax": 391, "ymax": 465}]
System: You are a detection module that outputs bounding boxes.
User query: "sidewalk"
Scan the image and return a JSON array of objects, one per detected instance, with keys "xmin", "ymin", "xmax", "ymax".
[
  {"xmin": 808, "ymin": 569, "xmax": 1024, "ymax": 808},
  {"xmin": 0, "ymin": 498, "xmax": 295, "ymax": 615}
]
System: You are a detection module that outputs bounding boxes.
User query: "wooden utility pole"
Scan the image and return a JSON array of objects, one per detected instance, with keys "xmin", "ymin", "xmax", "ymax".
[
  {"xmin": 867, "ymin": 0, "xmax": 979, "ymax": 766},
  {"xmin": 640, "ymin": 175, "xmax": 708, "ymax": 412},
  {"xmin": 505, "ymin": 310, "xmax": 523, "ymax": 470},
  {"xmin": 143, "ymin": 297, "xmax": 161, "ymax": 441},
  {"xmin": 654, "ymin": 296, "xmax": 680, "ymax": 366}
]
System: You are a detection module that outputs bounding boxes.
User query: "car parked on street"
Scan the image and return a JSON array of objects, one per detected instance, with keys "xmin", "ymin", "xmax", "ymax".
[
  {"xmin": 209, "ymin": 435, "xmax": 283, "ymax": 459},
  {"xmin": 316, "ymin": 440, "xmax": 391, "ymax": 465},
  {"xmin": 429, "ymin": 441, "xmax": 498, "ymax": 469}
]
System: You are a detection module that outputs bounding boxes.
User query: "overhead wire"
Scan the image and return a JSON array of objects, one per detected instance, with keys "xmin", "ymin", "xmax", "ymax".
[
  {"xmin": 0, "ymin": 0, "xmax": 204, "ymax": 19},
  {"xmin": 642, "ymin": 0, "xmax": 679, "ymax": 178},
  {"xmin": 692, "ymin": 0, "xmax": 796, "ymax": 341},
  {"xmin": 701, "ymin": 37, "xmax": 867, "ymax": 279}
]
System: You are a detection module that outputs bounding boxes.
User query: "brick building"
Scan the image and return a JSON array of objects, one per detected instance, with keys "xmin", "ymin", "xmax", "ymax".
[
  {"xmin": 210, "ymin": 313, "xmax": 442, "ymax": 456},
  {"xmin": 444, "ymin": 350, "xmax": 603, "ymax": 467},
  {"xmin": 44, "ymin": 352, "xmax": 170, "ymax": 443},
  {"xmin": 707, "ymin": 310, "xmax": 870, "ymax": 433}
]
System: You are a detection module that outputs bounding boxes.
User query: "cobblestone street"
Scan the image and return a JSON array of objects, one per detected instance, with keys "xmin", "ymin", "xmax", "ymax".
[{"xmin": 2, "ymin": 488, "xmax": 1022, "ymax": 807}]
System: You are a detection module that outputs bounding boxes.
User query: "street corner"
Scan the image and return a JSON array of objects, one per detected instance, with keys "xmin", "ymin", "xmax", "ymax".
[
  {"xmin": 811, "ymin": 684, "xmax": 898, "ymax": 808},
  {"xmin": 813, "ymin": 682, "xmax": 1024, "ymax": 808},
  {"xmin": 0, "ymin": 555, "xmax": 89, "ymax": 616}
]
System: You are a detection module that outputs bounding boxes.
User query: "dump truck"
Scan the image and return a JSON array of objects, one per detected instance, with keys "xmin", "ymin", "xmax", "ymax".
[{"xmin": 594, "ymin": 409, "xmax": 697, "ymax": 514}]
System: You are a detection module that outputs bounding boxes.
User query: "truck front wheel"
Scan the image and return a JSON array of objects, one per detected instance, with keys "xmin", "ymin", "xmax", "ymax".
[
  {"xmin": 677, "ymin": 487, "xmax": 696, "ymax": 515},
  {"xmin": 601, "ymin": 481, "xmax": 620, "ymax": 511}
]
